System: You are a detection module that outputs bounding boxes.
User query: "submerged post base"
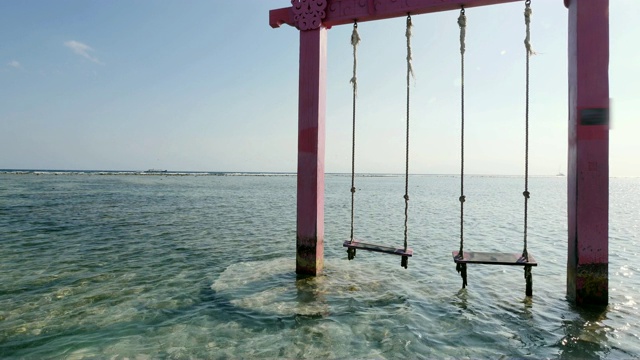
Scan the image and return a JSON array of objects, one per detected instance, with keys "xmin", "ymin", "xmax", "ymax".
[
  {"xmin": 296, "ymin": 236, "xmax": 324, "ymax": 276},
  {"xmin": 568, "ymin": 263, "xmax": 608, "ymax": 306}
]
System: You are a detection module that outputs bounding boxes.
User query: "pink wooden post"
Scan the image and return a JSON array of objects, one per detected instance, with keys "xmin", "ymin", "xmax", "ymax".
[
  {"xmin": 295, "ymin": 26, "xmax": 327, "ymax": 275},
  {"xmin": 565, "ymin": 0, "xmax": 609, "ymax": 306},
  {"xmin": 271, "ymin": 3, "xmax": 328, "ymax": 275}
]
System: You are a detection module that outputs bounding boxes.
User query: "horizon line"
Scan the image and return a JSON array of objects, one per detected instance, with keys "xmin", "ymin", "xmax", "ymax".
[{"xmin": 0, "ymin": 168, "xmax": 578, "ymax": 177}]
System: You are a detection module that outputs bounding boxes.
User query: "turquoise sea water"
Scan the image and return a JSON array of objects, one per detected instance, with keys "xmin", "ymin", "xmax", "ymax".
[{"xmin": 0, "ymin": 172, "xmax": 638, "ymax": 359}]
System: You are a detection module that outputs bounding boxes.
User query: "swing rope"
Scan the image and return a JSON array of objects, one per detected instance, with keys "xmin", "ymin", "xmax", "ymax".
[
  {"xmin": 456, "ymin": 6, "xmax": 468, "ymax": 288},
  {"xmin": 522, "ymin": 0, "xmax": 533, "ymax": 261},
  {"xmin": 347, "ymin": 21, "xmax": 360, "ymax": 261},
  {"xmin": 344, "ymin": 17, "xmax": 413, "ymax": 266},
  {"xmin": 401, "ymin": 14, "xmax": 413, "ymax": 269},
  {"xmin": 452, "ymin": 2, "xmax": 536, "ymax": 296},
  {"xmin": 523, "ymin": 0, "xmax": 533, "ymax": 289}
]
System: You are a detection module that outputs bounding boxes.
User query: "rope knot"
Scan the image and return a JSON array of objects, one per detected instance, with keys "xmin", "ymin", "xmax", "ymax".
[
  {"xmin": 523, "ymin": 191, "xmax": 530, "ymax": 199},
  {"xmin": 524, "ymin": 3, "xmax": 535, "ymax": 56},
  {"xmin": 350, "ymin": 186, "xmax": 356, "ymax": 193},
  {"xmin": 457, "ymin": 13, "xmax": 467, "ymax": 29},
  {"xmin": 351, "ymin": 24, "xmax": 361, "ymax": 47},
  {"xmin": 404, "ymin": 194, "xmax": 409, "ymax": 201},
  {"xmin": 459, "ymin": 195, "xmax": 466, "ymax": 203},
  {"xmin": 350, "ymin": 22, "xmax": 360, "ymax": 95},
  {"xmin": 405, "ymin": 14, "xmax": 414, "ymax": 79},
  {"xmin": 458, "ymin": 8, "xmax": 466, "ymax": 55}
]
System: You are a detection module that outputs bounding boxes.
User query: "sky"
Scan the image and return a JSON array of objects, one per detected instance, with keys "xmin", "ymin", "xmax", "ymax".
[{"xmin": 0, "ymin": 1, "xmax": 638, "ymax": 176}]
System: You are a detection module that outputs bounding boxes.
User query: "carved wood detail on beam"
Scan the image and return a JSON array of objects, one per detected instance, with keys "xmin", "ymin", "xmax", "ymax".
[
  {"xmin": 292, "ymin": 0, "xmax": 329, "ymax": 30},
  {"xmin": 271, "ymin": 0, "xmax": 524, "ymax": 29},
  {"xmin": 327, "ymin": 0, "xmax": 368, "ymax": 19}
]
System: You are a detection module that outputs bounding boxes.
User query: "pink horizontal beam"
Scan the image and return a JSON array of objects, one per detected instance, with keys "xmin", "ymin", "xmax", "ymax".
[{"xmin": 270, "ymin": 0, "xmax": 523, "ymax": 29}]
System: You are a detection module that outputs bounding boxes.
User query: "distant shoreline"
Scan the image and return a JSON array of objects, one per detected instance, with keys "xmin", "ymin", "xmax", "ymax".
[
  {"xmin": 0, "ymin": 170, "xmax": 606, "ymax": 178},
  {"xmin": 0, "ymin": 169, "xmax": 296, "ymax": 177}
]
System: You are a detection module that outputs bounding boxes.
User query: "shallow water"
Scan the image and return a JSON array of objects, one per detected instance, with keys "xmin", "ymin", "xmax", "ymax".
[{"xmin": 0, "ymin": 172, "xmax": 638, "ymax": 359}]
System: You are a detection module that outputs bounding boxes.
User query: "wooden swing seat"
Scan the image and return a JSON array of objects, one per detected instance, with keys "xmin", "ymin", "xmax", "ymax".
[
  {"xmin": 344, "ymin": 240, "xmax": 413, "ymax": 257},
  {"xmin": 452, "ymin": 251, "xmax": 537, "ymax": 266}
]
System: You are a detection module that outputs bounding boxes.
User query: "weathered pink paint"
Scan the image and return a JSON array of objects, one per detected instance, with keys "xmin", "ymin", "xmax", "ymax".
[
  {"xmin": 271, "ymin": 0, "xmax": 523, "ymax": 29},
  {"xmin": 295, "ymin": 27, "xmax": 327, "ymax": 275},
  {"xmin": 566, "ymin": 0, "xmax": 609, "ymax": 306}
]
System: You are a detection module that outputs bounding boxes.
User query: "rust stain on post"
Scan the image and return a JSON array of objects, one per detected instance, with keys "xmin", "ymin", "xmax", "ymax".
[
  {"xmin": 575, "ymin": 264, "xmax": 608, "ymax": 306},
  {"xmin": 297, "ymin": 236, "xmax": 324, "ymax": 275}
]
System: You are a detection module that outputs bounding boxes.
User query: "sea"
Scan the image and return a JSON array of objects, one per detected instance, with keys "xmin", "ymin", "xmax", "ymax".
[{"xmin": 0, "ymin": 170, "xmax": 638, "ymax": 359}]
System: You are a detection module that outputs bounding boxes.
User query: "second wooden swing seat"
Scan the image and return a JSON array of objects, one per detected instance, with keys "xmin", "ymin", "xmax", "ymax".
[
  {"xmin": 344, "ymin": 240, "xmax": 414, "ymax": 257},
  {"xmin": 452, "ymin": 251, "xmax": 537, "ymax": 266}
]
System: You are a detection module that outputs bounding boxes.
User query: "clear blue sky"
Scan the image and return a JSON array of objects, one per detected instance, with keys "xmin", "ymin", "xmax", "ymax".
[{"xmin": 1, "ymin": 1, "xmax": 638, "ymax": 176}]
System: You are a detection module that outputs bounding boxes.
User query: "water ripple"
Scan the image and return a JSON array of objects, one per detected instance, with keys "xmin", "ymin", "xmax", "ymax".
[{"xmin": 0, "ymin": 174, "xmax": 638, "ymax": 358}]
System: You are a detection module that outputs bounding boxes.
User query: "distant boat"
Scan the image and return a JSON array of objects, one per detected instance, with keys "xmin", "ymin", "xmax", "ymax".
[
  {"xmin": 145, "ymin": 169, "xmax": 167, "ymax": 173},
  {"xmin": 557, "ymin": 172, "xmax": 565, "ymax": 177}
]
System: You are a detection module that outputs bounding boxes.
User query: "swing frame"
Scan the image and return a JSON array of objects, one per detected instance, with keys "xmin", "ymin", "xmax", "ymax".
[{"xmin": 270, "ymin": 0, "xmax": 611, "ymax": 306}]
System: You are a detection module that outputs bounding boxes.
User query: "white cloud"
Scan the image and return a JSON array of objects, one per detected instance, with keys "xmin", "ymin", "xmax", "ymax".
[
  {"xmin": 500, "ymin": 50, "xmax": 507, "ymax": 56},
  {"xmin": 8, "ymin": 60, "xmax": 22, "ymax": 69},
  {"xmin": 64, "ymin": 40, "xmax": 103, "ymax": 65}
]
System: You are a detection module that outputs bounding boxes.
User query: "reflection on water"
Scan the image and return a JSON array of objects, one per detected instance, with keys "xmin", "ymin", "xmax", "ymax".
[
  {"xmin": 453, "ymin": 288, "xmax": 469, "ymax": 311},
  {"xmin": 556, "ymin": 305, "xmax": 614, "ymax": 359}
]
